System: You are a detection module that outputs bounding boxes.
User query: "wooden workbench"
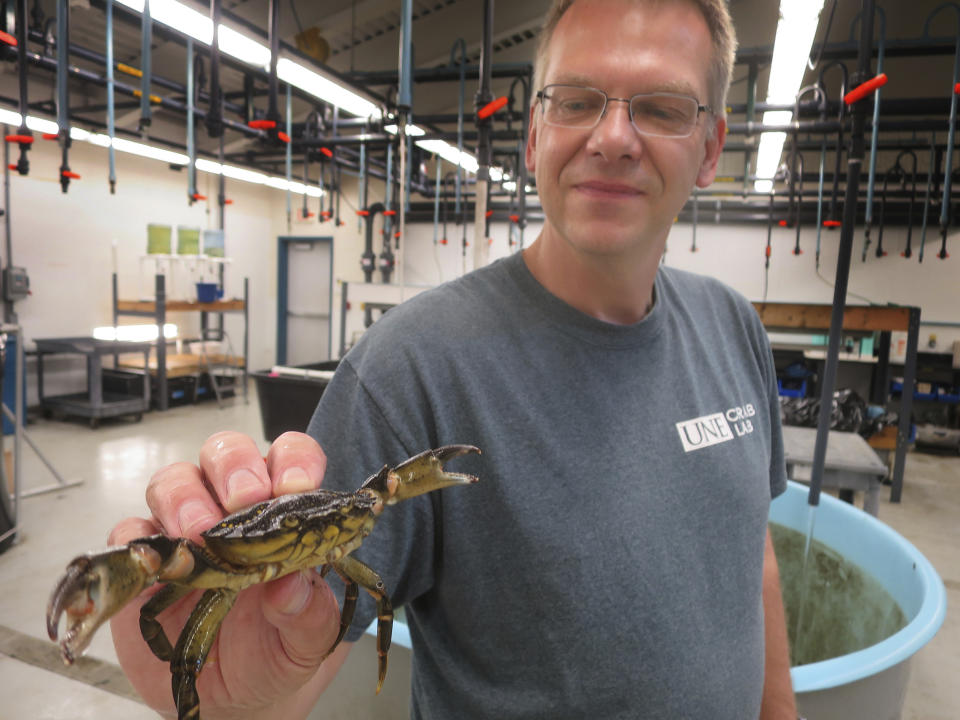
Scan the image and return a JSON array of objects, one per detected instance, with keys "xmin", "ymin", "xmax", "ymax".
[{"xmin": 752, "ymin": 302, "xmax": 920, "ymax": 503}]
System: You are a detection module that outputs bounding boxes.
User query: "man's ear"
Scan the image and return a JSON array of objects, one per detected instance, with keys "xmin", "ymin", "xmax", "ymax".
[
  {"xmin": 525, "ymin": 102, "xmax": 539, "ymax": 175},
  {"xmin": 695, "ymin": 115, "xmax": 726, "ymax": 188}
]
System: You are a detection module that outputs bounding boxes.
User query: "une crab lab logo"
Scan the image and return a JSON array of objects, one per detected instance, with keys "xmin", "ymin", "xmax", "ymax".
[{"xmin": 676, "ymin": 403, "xmax": 756, "ymax": 452}]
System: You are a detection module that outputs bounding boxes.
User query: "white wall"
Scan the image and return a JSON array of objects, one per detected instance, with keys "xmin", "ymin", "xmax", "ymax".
[
  {"xmin": 5, "ymin": 137, "xmax": 287, "ymax": 402},
  {"xmin": 4, "ymin": 136, "xmax": 958, "ymax": 407}
]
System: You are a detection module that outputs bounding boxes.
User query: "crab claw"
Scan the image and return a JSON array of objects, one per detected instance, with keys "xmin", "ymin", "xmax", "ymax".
[
  {"xmin": 46, "ymin": 539, "xmax": 168, "ymax": 664},
  {"xmin": 367, "ymin": 444, "xmax": 480, "ymax": 504}
]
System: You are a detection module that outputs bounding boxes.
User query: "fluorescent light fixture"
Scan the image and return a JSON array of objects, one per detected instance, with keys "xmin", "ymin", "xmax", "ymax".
[
  {"xmin": 113, "ymin": 137, "xmax": 190, "ymax": 165},
  {"xmin": 219, "ymin": 25, "xmax": 271, "ymax": 69},
  {"xmin": 94, "ymin": 323, "xmax": 178, "ymax": 342},
  {"xmin": 117, "ymin": 0, "xmax": 375, "ymax": 110},
  {"xmin": 754, "ymin": 0, "xmax": 826, "ymax": 191},
  {"xmin": 26, "ymin": 116, "xmax": 59, "ymax": 134},
  {"xmin": 277, "ymin": 58, "xmax": 379, "ymax": 118}
]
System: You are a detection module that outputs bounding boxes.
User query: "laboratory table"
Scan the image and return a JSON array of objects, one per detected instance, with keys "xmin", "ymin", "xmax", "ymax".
[
  {"xmin": 35, "ymin": 337, "xmax": 152, "ymax": 428},
  {"xmin": 781, "ymin": 425, "xmax": 888, "ymax": 517}
]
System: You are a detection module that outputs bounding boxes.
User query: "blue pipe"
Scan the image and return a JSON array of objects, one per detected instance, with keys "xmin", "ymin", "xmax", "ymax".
[
  {"xmin": 139, "ymin": 0, "xmax": 152, "ymax": 132},
  {"xmin": 106, "ymin": 0, "xmax": 116, "ymax": 193},
  {"xmin": 451, "ymin": 39, "xmax": 468, "ymax": 215},
  {"xmin": 850, "ymin": 7, "xmax": 886, "ymax": 261},
  {"xmin": 923, "ymin": 3, "xmax": 960, "ymax": 258},
  {"xmin": 186, "ymin": 37, "xmax": 196, "ymax": 202}
]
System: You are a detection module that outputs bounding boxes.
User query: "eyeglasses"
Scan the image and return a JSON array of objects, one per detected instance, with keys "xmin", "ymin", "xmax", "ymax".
[{"xmin": 536, "ymin": 84, "xmax": 713, "ymax": 139}]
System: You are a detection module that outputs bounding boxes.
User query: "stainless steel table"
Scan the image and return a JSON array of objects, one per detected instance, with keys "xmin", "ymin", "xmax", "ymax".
[{"xmin": 781, "ymin": 426, "xmax": 888, "ymax": 517}]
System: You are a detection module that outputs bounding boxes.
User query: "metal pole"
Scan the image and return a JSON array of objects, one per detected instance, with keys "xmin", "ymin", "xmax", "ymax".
[{"xmin": 808, "ymin": 0, "xmax": 875, "ymax": 507}]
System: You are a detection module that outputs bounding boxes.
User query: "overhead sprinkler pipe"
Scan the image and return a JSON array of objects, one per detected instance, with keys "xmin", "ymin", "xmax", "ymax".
[
  {"xmin": 206, "ymin": 0, "xmax": 223, "ymax": 138},
  {"xmin": 7, "ymin": 0, "xmax": 33, "ymax": 176},
  {"xmin": 384, "ymin": 142, "xmax": 394, "ymax": 241},
  {"xmin": 509, "ymin": 71, "xmax": 531, "ymax": 248},
  {"xmin": 818, "ymin": 60, "xmax": 849, "ymax": 227},
  {"xmin": 919, "ymin": 134, "xmax": 936, "ymax": 263},
  {"xmin": 451, "ymin": 38, "xmax": 468, "ymax": 215},
  {"xmin": 792, "ymin": 153, "xmax": 804, "ymax": 256},
  {"xmin": 875, "ymin": 164, "xmax": 899, "ymax": 257},
  {"xmin": 267, "ymin": 0, "xmax": 281, "ymax": 129},
  {"xmin": 56, "ymin": 0, "xmax": 76, "ymax": 193},
  {"xmin": 359, "ymin": 202, "xmax": 385, "ymax": 283},
  {"xmin": 851, "ymin": 7, "xmax": 886, "ymax": 261},
  {"xmin": 472, "ymin": 0, "xmax": 495, "ymax": 269},
  {"xmin": 138, "ymin": 0, "xmax": 152, "ymax": 132},
  {"xmin": 789, "ymin": 85, "xmax": 823, "ymax": 257},
  {"xmin": 106, "ymin": 0, "xmax": 116, "ymax": 192},
  {"xmin": 285, "ymin": 83, "xmax": 292, "ymax": 230},
  {"xmin": 895, "ymin": 150, "xmax": 919, "ymax": 258},
  {"xmin": 808, "ymin": 0, "xmax": 877, "ymax": 509},
  {"xmin": 187, "ymin": 39, "xmax": 198, "ymax": 203}
]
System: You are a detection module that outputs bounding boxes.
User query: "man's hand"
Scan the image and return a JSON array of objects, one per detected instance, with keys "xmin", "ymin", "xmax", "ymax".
[{"xmin": 109, "ymin": 431, "xmax": 350, "ymax": 720}]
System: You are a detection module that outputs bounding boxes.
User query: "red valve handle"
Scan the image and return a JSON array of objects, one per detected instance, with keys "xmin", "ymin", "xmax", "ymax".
[
  {"xmin": 5, "ymin": 134, "xmax": 33, "ymax": 144},
  {"xmin": 485, "ymin": 210, "xmax": 494, "ymax": 218},
  {"xmin": 0, "ymin": 30, "xmax": 17, "ymax": 46},
  {"xmin": 844, "ymin": 73, "xmax": 888, "ymax": 105},
  {"xmin": 765, "ymin": 246, "xmax": 771, "ymax": 258},
  {"xmin": 42, "ymin": 133, "xmax": 59, "ymax": 140},
  {"xmin": 394, "ymin": 231, "xmax": 401, "ymax": 238},
  {"xmin": 356, "ymin": 210, "xmax": 370, "ymax": 216},
  {"xmin": 192, "ymin": 193, "xmax": 207, "ymax": 201},
  {"xmin": 7, "ymin": 164, "xmax": 16, "ymax": 170},
  {"xmin": 321, "ymin": 210, "xmax": 332, "ymax": 218},
  {"xmin": 320, "ymin": 147, "xmax": 333, "ymax": 158},
  {"xmin": 823, "ymin": 220, "xmax": 843, "ymax": 228},
  {"xmin": 383, "ymin": 209, "xmax": 397, "ymax": 216},
  {"xmin": 277, "ymin": 131, "xmax": 291, "ymax": 143},
  {"xmin": 478, "ymin": 96, "xmax": 508, "ymax": 119},
  {"xmin": 248, "ymin": 119, "xmax": 276, "ymax": 130},
  {"xmin": 509, "ymin": 214, "xmax": 520, "ymax": 223},
  {"xmin": 61, "ymin": 170, "xmax": 80, "ymax": 179},
  {"xmin": 955, "ymin": 82, "xmax": 960, "ymax": 95},
  {"xmin": 303, "ymin": 210, "xmax": 315, "ymax": 218},
  {"xmin": 440, "ymin": 238, "xmax": 448, "ymax": 245},
  {"xmin": 224, "ymin": 199, "xmax": 234, "ymax": 205}
]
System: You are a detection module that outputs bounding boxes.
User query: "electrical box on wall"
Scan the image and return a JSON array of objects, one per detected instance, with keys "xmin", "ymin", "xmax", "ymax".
[{"xmin": 2, "ymin": 267, "xmax": 30, "ymax": 302}]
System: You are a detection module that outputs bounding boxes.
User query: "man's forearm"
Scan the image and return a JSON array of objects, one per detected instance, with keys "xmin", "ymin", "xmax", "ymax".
[{"xmin": 760, "ymin": 528, "xmax": 797, "ymax": 719}]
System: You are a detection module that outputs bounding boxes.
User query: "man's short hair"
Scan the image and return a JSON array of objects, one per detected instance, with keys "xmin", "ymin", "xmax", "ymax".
[{"xmin": 532, "ymin": 0, "xmax": 738, "ymax": 117}]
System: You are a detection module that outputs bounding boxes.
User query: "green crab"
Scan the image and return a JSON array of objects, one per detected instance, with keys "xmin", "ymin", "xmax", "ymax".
[{"xmin": 47, "ymin": 445, "xmax": 480, "ymax": 719}]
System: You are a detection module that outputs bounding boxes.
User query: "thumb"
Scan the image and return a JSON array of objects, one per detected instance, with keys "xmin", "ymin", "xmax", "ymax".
[{"xmin": 261, "ymin": 571, "xmax": 342, "ymax": 668}]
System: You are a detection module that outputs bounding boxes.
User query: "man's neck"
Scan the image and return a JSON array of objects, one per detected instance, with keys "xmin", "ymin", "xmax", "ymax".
[{"xmin": 522, "ymin": 230, "xmax": 662, "ymax": 326}]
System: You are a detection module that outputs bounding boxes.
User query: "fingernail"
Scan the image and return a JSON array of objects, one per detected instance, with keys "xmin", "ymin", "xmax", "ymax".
[
  {"xmin": 277, "ymin": 467, "xmax": 313, "ymax": 495},
  {"xmin": 178, "ymin": 500, "xmax": 217, "ymax": 537},
  {"xmin": 226, "ymin": 468, "xmax": 266, "ymax": 503},
  {"xmin": 278, "ymin": 572, "xmax": 312, "ymax": 615}
]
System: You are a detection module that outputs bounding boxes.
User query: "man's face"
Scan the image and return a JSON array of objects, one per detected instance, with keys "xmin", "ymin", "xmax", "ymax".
[{"xmin": 526, "ymin": 0, "xmax": 725, "ymax": 260}]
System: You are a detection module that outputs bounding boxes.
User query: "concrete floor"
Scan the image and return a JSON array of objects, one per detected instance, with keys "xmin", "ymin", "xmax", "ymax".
[{"xmin": 0, "ymin": 387, "xmax": 956, "ymax": 718}]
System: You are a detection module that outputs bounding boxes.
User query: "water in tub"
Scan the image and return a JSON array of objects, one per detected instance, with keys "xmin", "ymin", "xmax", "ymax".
[{"xmin": 770, "ymin": 522, "xmax": 908, "ymax": 666}]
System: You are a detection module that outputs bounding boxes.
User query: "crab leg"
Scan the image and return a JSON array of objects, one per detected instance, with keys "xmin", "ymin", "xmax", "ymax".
[
  {"xmin": 327, "ymin": 567, "xmax": 359, "ymax": 660},
  {"xmin": 170, "ymin": 588, "xmax": 238, "ymax": 720},
  {"xmin": 335, "ymin": 554, "xmax": 393, "ymax": 693},
  {"xmin": 140, "ymin": 583, "xmax": 195, "ymax": 662}
]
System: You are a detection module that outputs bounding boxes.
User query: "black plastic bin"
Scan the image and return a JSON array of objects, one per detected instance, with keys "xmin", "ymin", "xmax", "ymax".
[{"xmin": 251, "ymin": 361, "xmax": 339, "ymax": 441}]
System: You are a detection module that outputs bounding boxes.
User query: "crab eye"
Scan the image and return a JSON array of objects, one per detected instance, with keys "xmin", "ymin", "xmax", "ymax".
[{"xmin": 282, "ymin": 516, "xmax": 299, "ymax": 529}]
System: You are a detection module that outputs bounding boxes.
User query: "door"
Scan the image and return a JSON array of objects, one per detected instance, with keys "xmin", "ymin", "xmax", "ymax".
[{"xmin": 277, "ymin": 236, "xmax": 333, "ymax": 366}]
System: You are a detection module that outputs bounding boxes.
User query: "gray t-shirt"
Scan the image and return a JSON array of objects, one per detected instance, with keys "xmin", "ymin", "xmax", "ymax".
[{"xmin": 307, "ymin": 252, "xmax": 787, "ymax": 719}]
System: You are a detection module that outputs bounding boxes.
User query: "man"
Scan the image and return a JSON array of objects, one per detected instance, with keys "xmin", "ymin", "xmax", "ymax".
[{"xmin": 109, "ymin": 1, "xmax": 797, "ymax": 717}]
